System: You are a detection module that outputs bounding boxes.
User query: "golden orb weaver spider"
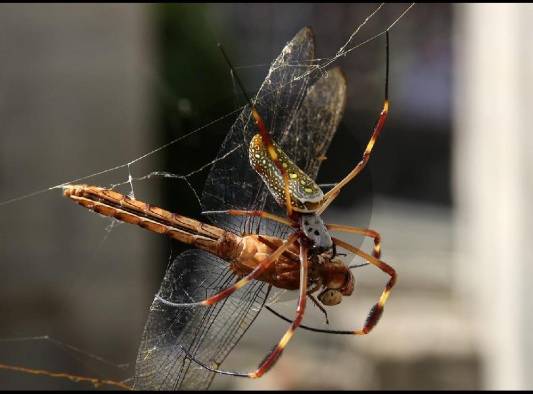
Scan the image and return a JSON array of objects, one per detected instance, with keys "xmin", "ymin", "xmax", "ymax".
[{"xmin": 156, "ymin": 27, "xmax": 396, "ymax": 380}]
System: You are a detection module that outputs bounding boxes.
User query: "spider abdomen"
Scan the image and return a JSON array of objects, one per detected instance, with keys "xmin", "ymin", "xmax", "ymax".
[{"xmin": 249, "ymin": 133, "xmax": 323, "ymax": 213}]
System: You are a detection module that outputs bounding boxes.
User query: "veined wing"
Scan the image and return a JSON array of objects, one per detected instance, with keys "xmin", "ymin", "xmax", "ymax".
[
  {"xmin": 202, "ymin": 29, "xmax": 346, "ymax": 239},
  {"xmin": 134, "ymin": 27, "xmax": 347, "ymax": 390},
  {"xmin": 259, "ymin": 68, "xmax": 347, "ymax": 306},
  {"xmin": 281, "ymin": 67, "xmax": 346, "ymax": 181},
  {"xmin": 133, "ymin": 250, "xmax": 270, "ymax": 390},
  {"xmin": 201, "ymin": 26, "xmax": 317, "ymax": 239}
]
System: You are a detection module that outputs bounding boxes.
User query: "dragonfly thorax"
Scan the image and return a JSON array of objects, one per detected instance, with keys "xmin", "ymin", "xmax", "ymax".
[{"xmin": 299, "ymin": 213, "xmax": 333, "ymax": 252}]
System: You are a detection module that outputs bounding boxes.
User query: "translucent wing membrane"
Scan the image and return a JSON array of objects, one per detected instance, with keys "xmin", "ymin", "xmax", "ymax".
[
  {"xmin": 284, "ymin": 67, "xmax": 346, "ymax": 180},
  {"xmin": 134, "ymin": 250, "xmax": 269, "ymax": 390},
  {"xmin": 248, "ymin": 68, "xmax": 347, "ymax": 212},
  {"xmin": 134, "ymin": 27, "xmax": 348, "ymax": 390},
  {"xmin": 202, "ymin": 27, "xmax": 317, "ymax": 238}
]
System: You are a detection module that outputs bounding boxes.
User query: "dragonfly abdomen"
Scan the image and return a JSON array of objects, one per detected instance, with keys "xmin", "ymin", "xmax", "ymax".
[
  {"xmin": 63, "ymin": 185, "xmax": 241, "ymax": 259},
  {"xmin": 230, "ymin": 234, "xmax": 303, "ymax": 290}
]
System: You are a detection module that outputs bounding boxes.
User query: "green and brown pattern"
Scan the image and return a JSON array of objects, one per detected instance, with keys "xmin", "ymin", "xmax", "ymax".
[{"xmin": 249, "ymin": 133, "xmax": 323, "ymax": 213}]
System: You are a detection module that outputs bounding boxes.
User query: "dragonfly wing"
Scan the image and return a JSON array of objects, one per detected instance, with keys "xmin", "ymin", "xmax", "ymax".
[
  {"xmin": 283, "ymin": 67, "xmax": 347, "ymax": 180},
  {"xmin": 135, "ymin": 28, "xmax": 349, "ymax": 391},
  {"xmin": 202, "ymin": 27, "xmax": 316, "ymax": 239},
  {"xmin": 133, "ymin": 250, "xmax": 269, "ymax": 390}
]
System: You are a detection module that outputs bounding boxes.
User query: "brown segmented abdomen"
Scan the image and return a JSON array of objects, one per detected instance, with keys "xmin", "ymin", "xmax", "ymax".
[
  {"xmin": 62, "ymin": 185, "xmax": 302, "ymax": 289},
  {"xmin": 63, "ymin": 184, "xmax": 242, "ymax": 260}
]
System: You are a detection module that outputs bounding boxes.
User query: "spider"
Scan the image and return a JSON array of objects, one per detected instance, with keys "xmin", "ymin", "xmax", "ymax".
[{"xmin": 157, "ymin": 29, "xmax": 396, "ymax": 380}]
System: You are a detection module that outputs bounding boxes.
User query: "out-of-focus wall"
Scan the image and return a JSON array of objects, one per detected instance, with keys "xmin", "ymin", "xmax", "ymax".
[
  {"xmin": 0, "ymin": 4, "xmax": 156, "ymax": 389},
  {"xmin": 454, "ymin": 3, "xmax": 533, "ymax": 389}
]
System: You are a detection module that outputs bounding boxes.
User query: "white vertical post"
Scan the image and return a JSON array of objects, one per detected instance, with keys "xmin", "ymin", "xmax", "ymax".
[{"xmin": 454, "ymin": 3, "xmax": 533, "ymax": 389}]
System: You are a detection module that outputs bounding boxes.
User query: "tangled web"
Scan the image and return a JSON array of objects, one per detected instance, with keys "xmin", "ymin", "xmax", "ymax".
[{"xmin": 0, "ymin": 3, "xmax": 414, "ymax": 391}]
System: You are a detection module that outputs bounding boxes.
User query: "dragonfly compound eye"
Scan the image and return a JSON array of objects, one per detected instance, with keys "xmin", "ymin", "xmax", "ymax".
[
  {"xmin": 321, "ymin": 259, "xmax": 353, "ymax": 293},
  {"xmin": 318, "ymin": 289, "xmax": 343, "ymax": 306}
]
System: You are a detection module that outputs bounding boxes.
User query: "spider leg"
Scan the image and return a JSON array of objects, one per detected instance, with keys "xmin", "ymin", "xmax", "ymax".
[
  {"xmin": 318, "ymin": 31, "xmax": 390, "ymax": 215},
  {"xmin": 265, "ymin": 305, "xmax": 355, "ymax": 335},
  {"xmin": 202, "ymin": 209, "xmax": 294, "ymax": 227},
  {"xmin": 308, "ymin": 293, "xmax": 329, "ymax": 325},
  {"xmin": 251, "ymin": 109, "xmax": 293, "ymax": 217},
  {"xmin": 179, "ymin": 243, "xmax": 310, "ymax": 378},
  {"xmin": 326, "ymin": 223, "xmax": 382, "ymax": 258},
  {"xmin": 155, "ymin": 232, "xmax": 299, "ymax": 307},
  {"xmin": 217, "ymin": 45, "xmax": 293, "ymax": 217},
  {"xmin": 332, "ymin": 237, "xmax": 396, "ymax": 335},
  {"xmin": 257, "ymin": 235, "xmax": 300, "ymax": 262}
]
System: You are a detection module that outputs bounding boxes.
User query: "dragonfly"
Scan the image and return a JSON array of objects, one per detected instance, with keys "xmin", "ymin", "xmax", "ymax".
[{"xmin": 59, "ymin": 26, "xmax": 395, "ymax": 390}]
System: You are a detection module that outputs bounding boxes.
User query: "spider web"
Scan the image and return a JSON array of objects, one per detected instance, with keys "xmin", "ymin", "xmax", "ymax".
[
  {"xmin": 0, "ymin": 3, "xmax": 414, "ymax": 391},
  {"xmin": 134, "ymin": 26, "xmax": 348, "ymax": 390},
  {"xmin": 0, "ymin": 3, "xmax": 412, "ymax": 210}
]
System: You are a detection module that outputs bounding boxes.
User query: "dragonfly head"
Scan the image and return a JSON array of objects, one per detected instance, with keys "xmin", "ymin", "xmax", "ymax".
[{"xmin": 317, "ymin": 259, "xmax": 354, "ymax": 306}]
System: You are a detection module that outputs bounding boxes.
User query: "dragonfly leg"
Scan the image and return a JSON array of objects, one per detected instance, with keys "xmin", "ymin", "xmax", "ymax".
[
  {"xmin": 318, "ymin": 32, "xmax": 389, "ymax": 215},
  {"xmin": 203, "ymin": 209, "xmax": 293, "ymax": 227},
  {"xmin": 308, "ymin": 293, "xmax": 329, "ymax": 325},
  {"xmin": 326, "ymin": 223, "xmax": 382, "ymax": 258},
  {"xmin": 155, "ymin": 232, "xmax": 300, "ymax": 308},
  {"xmin": 332, "ymin": 237, "xmax": 396, "ymax": 335},
  {"xmin": 179, "ymin": 243, "xmax": 309, "ymax": 378}
]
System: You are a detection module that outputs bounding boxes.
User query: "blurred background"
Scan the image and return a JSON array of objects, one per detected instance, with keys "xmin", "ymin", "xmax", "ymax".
[{"xmin": 0, "ymin": 3, "xmax": 531, "ymax": 390}]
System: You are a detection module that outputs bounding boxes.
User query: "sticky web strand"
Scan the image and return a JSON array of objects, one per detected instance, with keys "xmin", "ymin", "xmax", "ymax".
[
  {"xmin": 0, "ymin": 363, "xmax": 132, "ymax": 391},
  {"xmin": 0, "ymin": 106, "xmax": 242, "ymax": 208},
  {"xmin": 318, "ymin": 2, "xmax": 416, "ymax": 70},
  {"xmin": 281, "ymin": 3, "xmax": 415, "ymax": 82},
  {"xmin": 123, "ymin": 1, "xmax": 414, "ymax": 205},
  {"xmin": 0, "ymin": 336, "xmax": 132, "ymax": 390},
  {"xmin": 0, "ymin": 4, "xmax": 415, "ymax": 389},
  {"xmin": 109, "ymin": 144, "xmax": 242, "ymax": 212},
  {"xmin": 0, "ymin": 336, "xmax": 130, "ymax": 371},
  {"xmin": 0, "ymin": 3, "xmax": 413, "ymax": 211}
]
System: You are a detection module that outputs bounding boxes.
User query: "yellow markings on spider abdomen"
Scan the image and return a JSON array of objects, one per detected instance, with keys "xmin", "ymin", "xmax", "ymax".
[{"xmin": 249, "ymin": 134, "xmax": 323, "ymax": 213}]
